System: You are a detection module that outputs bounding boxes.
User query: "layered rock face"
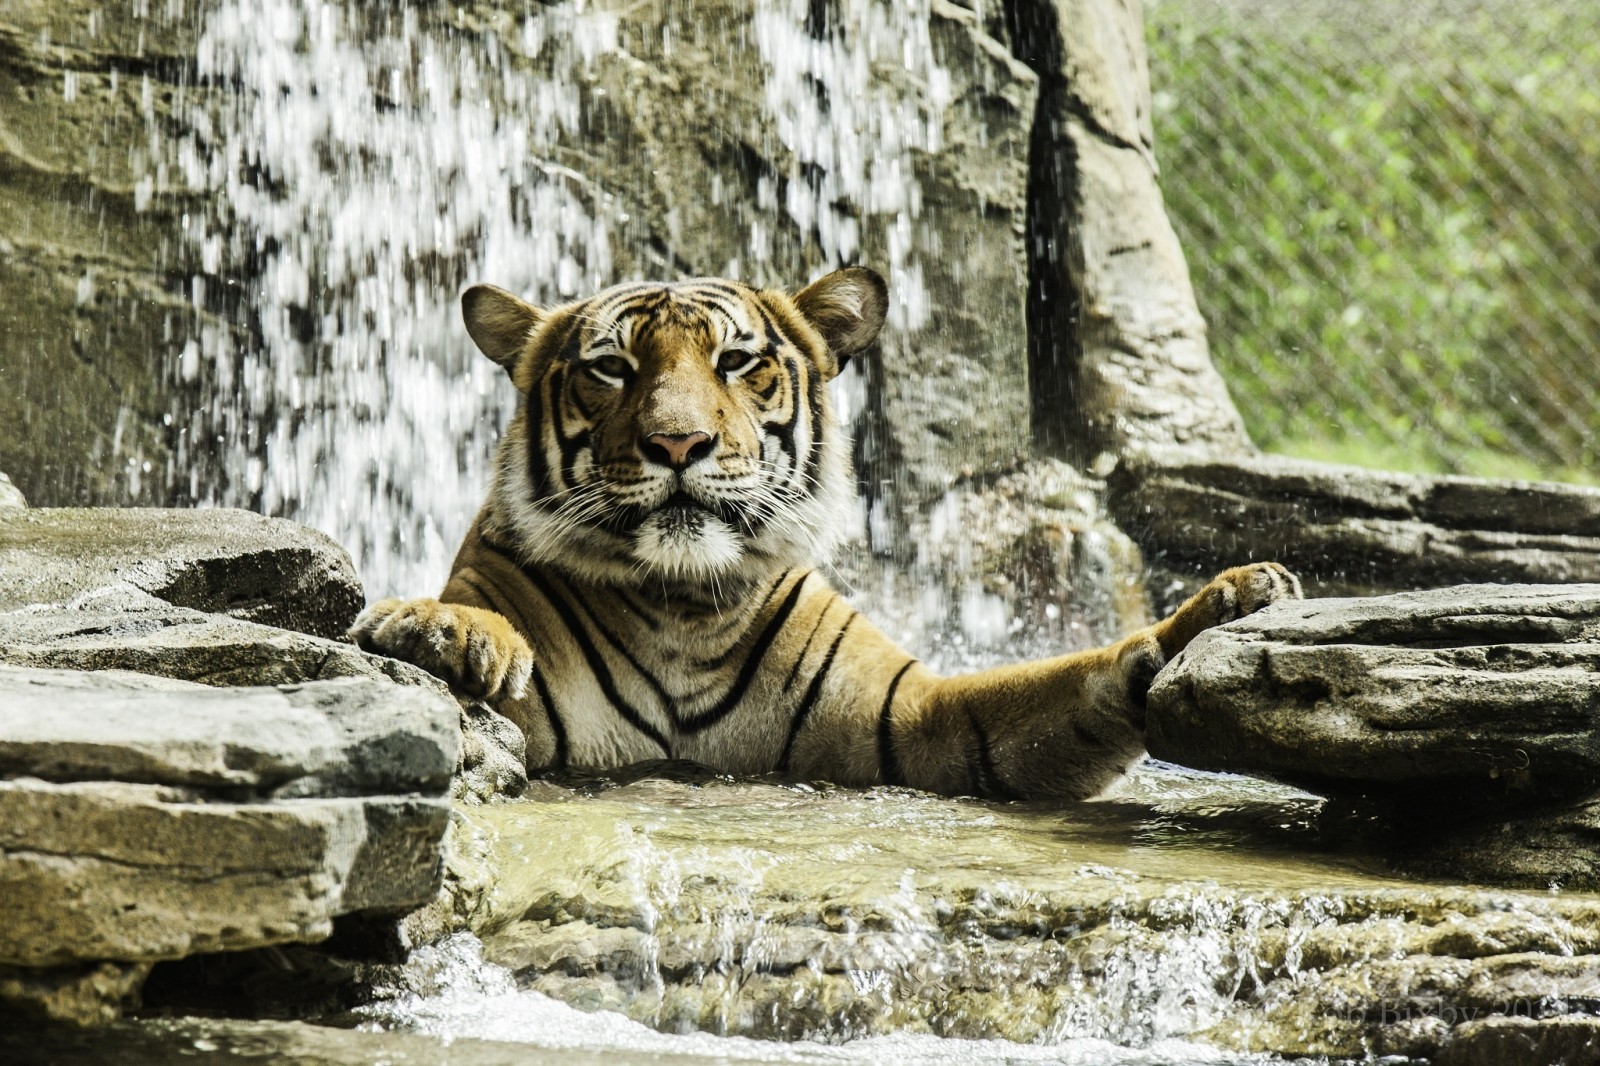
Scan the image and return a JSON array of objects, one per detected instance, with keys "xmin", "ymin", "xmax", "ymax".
[
  {"xmin": 1111, "ymin": 450, "xmax": 1600, "ymax": 598},
  {"xmin": 0, "ymin": 3, "xmax": 222, "ymax": 509},
  {"xmin": 1147, "ymin": 584, "xmax": 1600, "ymax": 889},
  {"xmin": 0, "ymin": 507, "xmax": 464, "ymax": 1025}
]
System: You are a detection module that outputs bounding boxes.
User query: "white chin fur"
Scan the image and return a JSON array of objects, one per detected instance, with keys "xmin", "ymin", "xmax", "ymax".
[{"xmin": 630, "ymin": 510, "xmax": 745, "ymax": 579}]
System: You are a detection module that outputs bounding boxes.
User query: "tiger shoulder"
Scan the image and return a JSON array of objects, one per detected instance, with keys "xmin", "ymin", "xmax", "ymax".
[{"xmin": 350, "ymin": 267, "xmax": 1300, "ymax": 800}]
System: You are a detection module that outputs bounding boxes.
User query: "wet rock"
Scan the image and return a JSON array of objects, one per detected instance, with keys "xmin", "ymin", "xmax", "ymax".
[
  {"xmin": 1109, "ymin": 449, "xmax": 1600, "ymax": 595},
  {"xmin": 0, "ymin": 662, "xmax": 458, "ymax": 1023},
  {"xmin": 0, "ymin": 508, "xmax": 364, "ymax": 640},
  {"xmin": 1436, "ymin": 1016, "xmax": 1600, "ymax": 1066},
  {"xmin": 0, "ymin": 961, "xmax": 148, "ymax": 1027},
  {"xmin": 1146, "ymin": 584, "xmax": 1600, "ymax": 804},
  {"xmin": 0, "ymin": 3, "xmax": 226, "ymax": 510},
  {"xmin": 0, "ymin": 1015, "xmax": 665, "ymax": 1066},
  {"xmin": 1385, "ymin": 791, "xmax": 1600, "ymax": 893}
]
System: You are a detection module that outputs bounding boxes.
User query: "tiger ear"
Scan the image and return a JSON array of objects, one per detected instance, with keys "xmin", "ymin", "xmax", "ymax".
[
  {"xmin": 792, "ymin": 267, "xmax": 888, "ymax": 376},
  {"xmin": 462, "ymin": 284, "xmax": 544, "ymax": 375}
]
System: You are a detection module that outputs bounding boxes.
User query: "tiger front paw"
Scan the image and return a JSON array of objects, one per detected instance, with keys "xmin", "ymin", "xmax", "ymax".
[
  {"xmin": 1200, "ymin": 562, "xmax": 1303, "ymax": 624},
  {"xmin": 348, "ymin": 597, "xmax": 533, "ymax": 701},
  {"xmin": 1157, "ymin": 562, "xmax": 1302, "ymax": 660}
]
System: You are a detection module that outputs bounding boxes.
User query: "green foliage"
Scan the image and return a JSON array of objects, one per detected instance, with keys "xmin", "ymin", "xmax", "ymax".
[{"xmin": 1146, "ymin": 0, "xmax": 1600, "ymax": 485}]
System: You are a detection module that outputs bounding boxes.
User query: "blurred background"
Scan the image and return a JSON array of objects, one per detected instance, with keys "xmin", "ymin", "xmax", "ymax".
[{"xmin": 1149, "ymin": 0, "xmax": 1600, "ymax": 485}]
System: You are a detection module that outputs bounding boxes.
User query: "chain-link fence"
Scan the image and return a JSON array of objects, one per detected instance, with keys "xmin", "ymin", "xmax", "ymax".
[{"xmin": 1146, "ymin": 0, "xmax": 1600, "ymax": 485}]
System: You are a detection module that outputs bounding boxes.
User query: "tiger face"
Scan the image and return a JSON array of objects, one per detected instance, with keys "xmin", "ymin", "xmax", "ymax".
[{"xmin": 462, "ymin": 268, "xmax": 887, "ymax": 587}]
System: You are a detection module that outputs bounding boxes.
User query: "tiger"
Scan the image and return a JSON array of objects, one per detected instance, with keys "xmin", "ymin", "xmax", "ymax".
[{"xmin": 349, "ymin": 267, "xmax": 1301, "ymax": 801}]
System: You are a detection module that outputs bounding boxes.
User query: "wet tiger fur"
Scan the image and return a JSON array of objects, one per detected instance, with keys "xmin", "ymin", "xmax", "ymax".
[{"xmin": 350, "ymin": 267, "xmax": 1301, "ymax": 800}]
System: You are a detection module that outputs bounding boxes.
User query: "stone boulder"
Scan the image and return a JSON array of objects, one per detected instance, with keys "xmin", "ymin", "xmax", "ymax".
[
  {"xmin": 0, "ymin": 473, "xmax": 24, "ymax": 512},
  {"xmin": 1109, "ymin": 449, "xmax": 1600, "ymax": 596},
  {"xmin": 0, "ymin": 664, "xmax": 459, "ymax": 1025},
  {"xmin": 1146, "ymin": 583, "xmax": 1600, "ymax": 888},
  {"xmin": 0, "ymin": 508, "xmax": 363, "ymax": 640},
  {"xmin": 0, "ymin": 600, "xmax": 527, "ymax": 806}
]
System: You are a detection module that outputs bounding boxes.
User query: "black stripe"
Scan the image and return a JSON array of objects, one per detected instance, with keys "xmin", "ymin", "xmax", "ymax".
[
  {"xmin": 781, "ymin": 606, "xmax": 832, "ymax": 691},
  {"xmin": 521, "ymin": 565, "xmax": 671, "ymax": 756},
  {"xmin": 694, "ymin": 568, "xmax": 793, "ymax": 670},
  {"xmin": 678, "ymin": 572, "xmax": 812, "ymax": 735},
  {"xmin": 555, "ymin": 314, "xmax": 585, "ymax": 362},
  {"xmin": 803, "ymin": 360, "xmax": 824, "ymax": 490},
  {"xmin": 525, "ymin": 378, "xmax": 551, "ymax": 499},
  {"xmin": 530, "ymin": 665, "xmax": 568, "ymax": 769},
  {"xmin": 777, "ymin": 614, "xmax": 857, "ymax": 772},
  {"xmin": 690, "ymin": 280, "xmax": 755, "ymax": 299},
  {"xmin": 877, "ymin": 660, "xmax": 917, "ymax": 787},
  {"xmin": 614, "ymin": 587, "xmax": 662, "ymax": 631},
  {"xmin": 966, "ymin": 708, "xmax": 1022, "ymax": 801},
  {"xmin": 550, "ymin": 572, "xmax": 676, "ymax": 714},
  {"xmin": 761, "ymin": 357, "xmax": 803, "ymax": 468}
]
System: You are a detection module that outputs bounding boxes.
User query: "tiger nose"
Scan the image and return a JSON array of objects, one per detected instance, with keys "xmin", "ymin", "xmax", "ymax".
[{"xmin": 642, "ymin": 431, "xmax": 716, "ymax": 470}]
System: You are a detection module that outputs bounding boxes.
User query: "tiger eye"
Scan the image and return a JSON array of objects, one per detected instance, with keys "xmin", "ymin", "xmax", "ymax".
[
  {"xmin": 716, "ymin": 349, "xmax": 761, "ymax": 378},
  {"xmin": 588, "ymin": 355, "xmax": 633, "ymax": 383}
]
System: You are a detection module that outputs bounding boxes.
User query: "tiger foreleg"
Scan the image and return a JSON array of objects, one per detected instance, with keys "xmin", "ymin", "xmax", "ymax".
[
  {"xmin": 889, "ymin": 562, "xmax": 1301, "ymax": 801},
  {"xmin": 348, "ymin": 597, "xmax": 534, "ymax": 701}
]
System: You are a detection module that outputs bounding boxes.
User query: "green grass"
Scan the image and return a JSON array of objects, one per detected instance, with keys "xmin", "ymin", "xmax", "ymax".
[{"xmin": 1146, "ymin": 0, "xmax": 1600, "ymax": 485}]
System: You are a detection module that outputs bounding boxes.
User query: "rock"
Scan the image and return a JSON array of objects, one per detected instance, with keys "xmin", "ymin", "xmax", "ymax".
[
  {"xmin": 0, "ymin": 3, "xmax": 227, "ymax": 509},
  {"xmin": 0, "ymin": 600, "xmax": 435, "ymax": 691},
  {"xmin": 1109, "ymin": 449, "xmax": 1600, "ymax": 595},
  {"xmin": 1006, "ymin": 0, "xmax": 1251, "ymax": 464},
  {"xmin": 0, "ymin": 667, "xmax": 456, "ymax": 798},
  {"xmin": 454, "ymin": 701, "xmax": 529, "ymax": 805},
  {"xmin": 0, "ymin": 662, "xmax": 459, "ymax": 1022},
  {"xmin": 0, "ymin": 961, "xmax": 148, "ymax": 1027},
  {"xmin": 1145, "ymin": 584, "xmax": 1600, "ymax": 804},
  {"xmin": 0, "ymin": 779, "xmax": 447, "ymax": 968},
  {"xmin": 0, "ymin": 508, "xmax": 364, "ymax": 640},
  {"xmin": 1146, "ymin": 584, "xmax": 1600, "ymax": 889},
  {"xmin": 0, "ymin": 473, "xmax": 24, "ymax": 511},
  {"xmin": 1436, "ymin": 1016, "xmax": 1600, "ymax": 1066}
]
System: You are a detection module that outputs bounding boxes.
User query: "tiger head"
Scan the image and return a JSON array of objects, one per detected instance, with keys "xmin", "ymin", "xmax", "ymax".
[{"xmin": 463, "ymin": 268, "xmax": 887, "ymax": 588}]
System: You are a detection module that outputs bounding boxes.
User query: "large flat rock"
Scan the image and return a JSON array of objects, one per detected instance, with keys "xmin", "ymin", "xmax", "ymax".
[
  {"xmin": 0, "ymin": 667, "xmax": 456, "ymax": 797},
  {"xmin": 1146, "ymin": 584, "xmax": 1600, "ymax": 801},
  {"xmin": 0, "ymin": 508, "xmax": 364, "ymax": 640}
]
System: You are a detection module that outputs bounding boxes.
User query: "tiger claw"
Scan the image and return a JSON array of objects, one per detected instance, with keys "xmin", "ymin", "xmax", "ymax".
[{"xmin": 349, "ymin": 597, "xmax": 533, "ymax": 701}]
